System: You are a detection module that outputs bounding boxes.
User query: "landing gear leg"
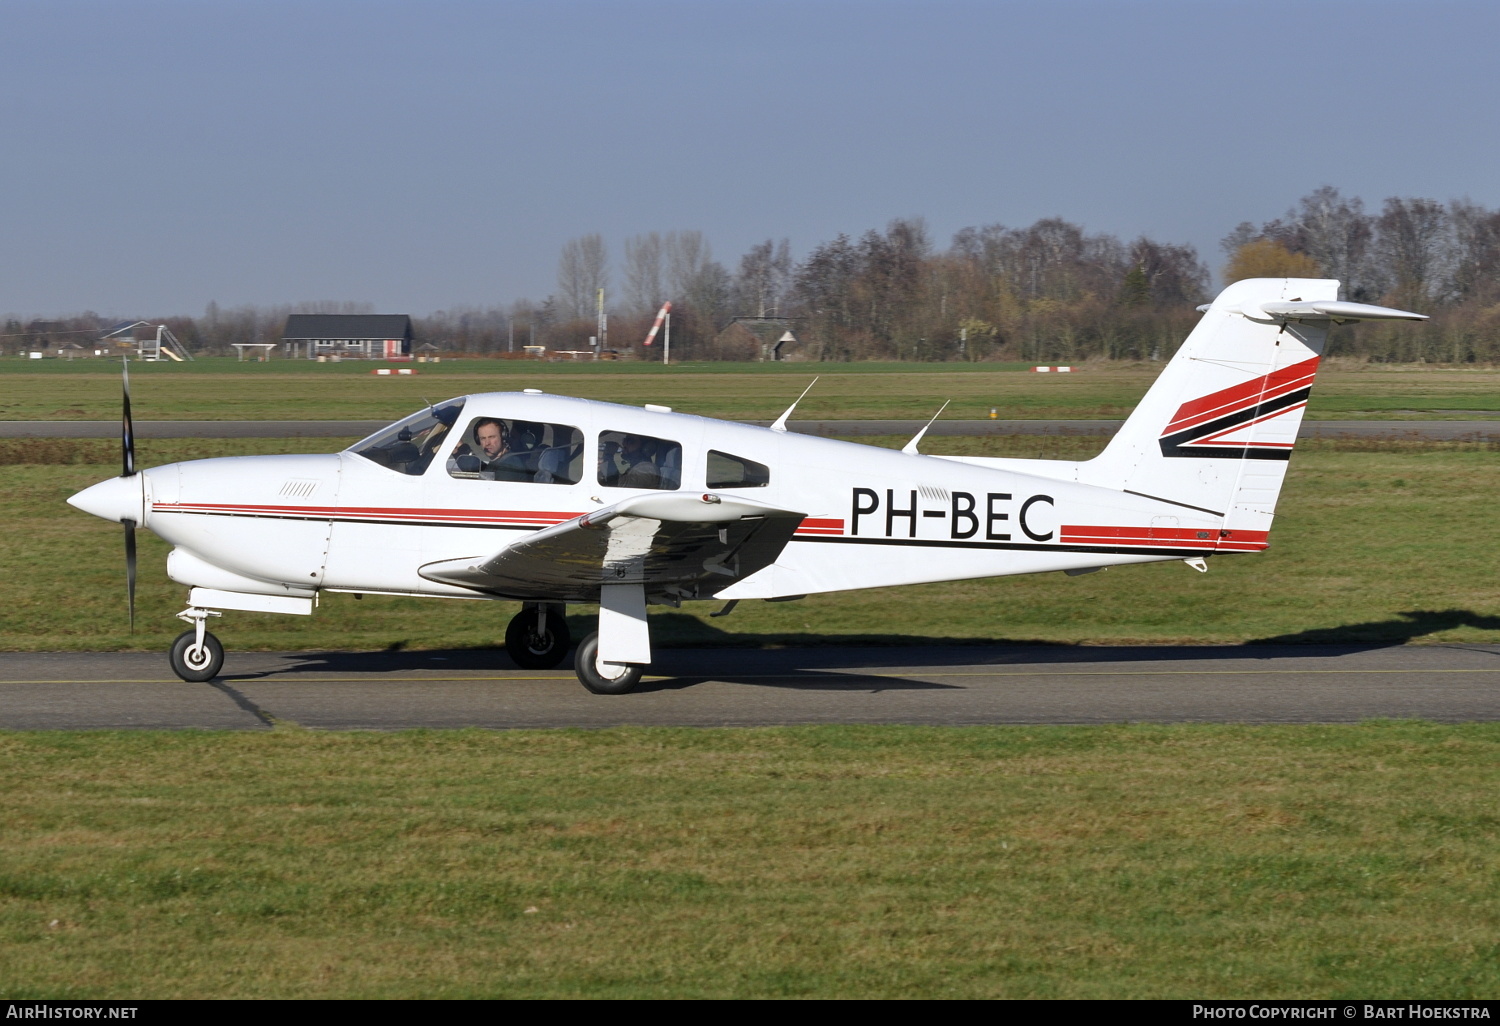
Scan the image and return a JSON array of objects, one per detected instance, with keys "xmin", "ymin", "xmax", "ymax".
[
  {"xmin": 169, "ymin": 607, "xmax": 224, "ymax": 682},
  {"xmin": 575, "ymin": 584, "xmax": 649, "ymax": 695},
  {"xmin": 504, "ymin": 603, "xmax": 571, "ymax": 669}
]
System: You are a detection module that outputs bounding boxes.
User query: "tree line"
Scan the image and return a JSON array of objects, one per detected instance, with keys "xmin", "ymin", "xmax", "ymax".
[{"xmin": 7, "ymin": 187, "xmax": 1499, "ymax": 363}]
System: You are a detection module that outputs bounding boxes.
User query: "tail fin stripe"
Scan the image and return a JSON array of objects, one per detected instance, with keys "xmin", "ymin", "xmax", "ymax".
[
  {"xmin": 1164, "ymin": 356, "xmax": 1319, "ymax": 434},
  {"xmin": 1193, "ymin": 401, "xmax": 1307, "ymax": 446},
  {"xmin": 1159, "ymin": 386, "xmax": 1310, "ymax": 460}
]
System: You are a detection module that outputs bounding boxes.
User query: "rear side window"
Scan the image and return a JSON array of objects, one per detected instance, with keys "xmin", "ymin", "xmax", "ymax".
[
  {"xmin": 707, "ymin": 450, "xmax": 770, "ymax": 488},
  {"xmin": 598, "ymin": 431, "xmax": 682, "ymax": 490}
]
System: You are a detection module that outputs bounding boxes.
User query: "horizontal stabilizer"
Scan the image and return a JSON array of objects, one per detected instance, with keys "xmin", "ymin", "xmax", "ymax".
[{"xmin": 1243, "ymin": 299, "xmax": 1427, "ymax": 323}]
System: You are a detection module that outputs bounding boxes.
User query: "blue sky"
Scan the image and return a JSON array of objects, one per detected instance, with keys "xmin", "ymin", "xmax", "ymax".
[{"xmin": 2, "ymin": 0, "xmax": 1496, "ymax": 317}]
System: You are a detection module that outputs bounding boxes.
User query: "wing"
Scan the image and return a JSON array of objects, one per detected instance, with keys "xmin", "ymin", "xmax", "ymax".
[{"xmin": 418, "ymin": 491, "xmax": 806, "ymax": 602}]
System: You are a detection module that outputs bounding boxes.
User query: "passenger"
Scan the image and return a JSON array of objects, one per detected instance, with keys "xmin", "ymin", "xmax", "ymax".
[
  {"xmin": 616, "ymin": 434, "xmax": 660, "ymax": 488},
  {"xmin": 597, "ymin": 439, "xmax": 622, "ymax": 486}
]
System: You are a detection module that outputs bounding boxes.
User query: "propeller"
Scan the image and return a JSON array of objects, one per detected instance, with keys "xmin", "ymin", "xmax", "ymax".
[
  {"xmin": 121, "ymin": 358, "xmax": 137, "ymax": 630},
  {"xmin": 121, "ymin": 357, "xmax": 135, "ymax": 476},
  {"xmin": 123, "ymin": 517, "xmax": 137, "ymax": 632}
]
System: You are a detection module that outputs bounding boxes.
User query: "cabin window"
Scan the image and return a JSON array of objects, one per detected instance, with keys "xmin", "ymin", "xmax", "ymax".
[
  {"xmin": 597, "ymin": 431, "xmax": 682, "ymax": 489},
  {"xmin": 446, "ymin": 418, "xmax": 584, "ymax": 483},
  {"xmin": 349, "ymin": 398, "xmax": 466, "ymax": 476},
  {"xmin": 706, "ymin": 450, "xmax": 770, "ymax": 488}
]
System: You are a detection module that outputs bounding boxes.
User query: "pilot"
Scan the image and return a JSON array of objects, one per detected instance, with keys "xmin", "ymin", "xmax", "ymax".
[
  {"xmin": 449, "ymin": 418, "xmax": 522, "ymax": 479},
  {"xmin": 474, "ymin": 418, "xmax": 508, "ymax": 467}
]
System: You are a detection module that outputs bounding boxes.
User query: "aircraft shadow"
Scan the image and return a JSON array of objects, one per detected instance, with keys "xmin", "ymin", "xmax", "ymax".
[
  {"xmin": 220, "ymin": 608, "xmax": 1500, "ymax": 692},
  {"xmin": 1248, "ymin": 609, "xmax": 1500, "ymax": 646}
]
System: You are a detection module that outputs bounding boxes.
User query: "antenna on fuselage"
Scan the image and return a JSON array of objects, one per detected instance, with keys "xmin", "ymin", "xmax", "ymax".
[
  {"xmin": 769, "ymin": 377, "xmax": 819, "ymax": 433},
  {"xmin": 902, "ymin": 400, "xmax": 950, "ymax": 455}
]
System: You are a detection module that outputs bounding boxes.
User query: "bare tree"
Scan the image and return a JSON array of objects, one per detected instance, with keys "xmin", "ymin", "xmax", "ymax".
[
  {"xmin": 622, "ymin": 233, "xmax": 666, "ymax": 315},
  {"xmin": 1448, "ymin": 198, "xmax": 1500, "ymax": 304},
  {"xmin": 556, "ymin": 234, "xmax": 608, "ymax": 320},
  {"xmin": 1126, "ymin": 238, "xmax": 1208, "ymax": 305},
  {"xmin": 664, "ymin": 231, "xmax": 712, "ymax": 298},
  {"xmin": 1287, "ymin": 187, "xmax": 1375, "ymax": 299},
  {"xmin": 734, "ymin": 238, "xmax": 792, "ymax": 317},
  {"xmin": 1375, "ymin": 197, "xmax": 1451, "ymax": 307}
]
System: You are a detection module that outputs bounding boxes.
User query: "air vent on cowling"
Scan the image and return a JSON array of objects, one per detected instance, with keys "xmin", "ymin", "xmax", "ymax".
[{"xmin": 279, "ymin": 479, "xmax": 319, "ymax": 497}]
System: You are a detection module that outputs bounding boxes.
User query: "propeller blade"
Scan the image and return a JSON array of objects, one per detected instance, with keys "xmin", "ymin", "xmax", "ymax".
[
  {"xmin": 123, "ymin": 518, "xmax": 137, "ymax": 632},
  {"xmin": 121, "ymin": 357, "xmax": 135, "ymax": 477}
]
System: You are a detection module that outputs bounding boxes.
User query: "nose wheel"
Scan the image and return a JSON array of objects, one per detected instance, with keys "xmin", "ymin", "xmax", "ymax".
[
  {"xmin": 169, "ymin": 606, "xmax": 224, "ymax": 682},
  {"xmin": 169, "ymin": 628, "xmax": 224, "ymax": 682},
  {"xmin": 504, "ymin": 604, "xmax": 571, "ymax": 669}
]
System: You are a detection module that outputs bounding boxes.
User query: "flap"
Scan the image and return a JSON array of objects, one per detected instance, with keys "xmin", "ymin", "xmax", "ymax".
[{"xmin": 418, "ymin": 491, "xmax": 807, "ymax": 601}]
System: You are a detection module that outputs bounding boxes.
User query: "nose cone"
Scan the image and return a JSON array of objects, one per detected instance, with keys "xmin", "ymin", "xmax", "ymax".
[{"xmin": 68, "ymin": 474, "xmax": 144, "ymax": 524}]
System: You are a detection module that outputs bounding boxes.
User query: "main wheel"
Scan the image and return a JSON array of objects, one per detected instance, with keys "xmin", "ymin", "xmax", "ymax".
[
  {"xmin": 169, "ymin": 629, "xmax": 224, "ymax": 682},
  {"xmin": 505, "ymin": 607, "xmax": 571, "ymax": 669},
  {"xmin": 573, "ymin": 632, "xmax": 644, "ymax": 695}
]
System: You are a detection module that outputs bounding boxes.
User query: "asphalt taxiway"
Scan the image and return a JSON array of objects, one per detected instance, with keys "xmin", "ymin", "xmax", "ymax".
[{"xmin": 3, "ymin": 644, "xmax": 1497, "ymax": 730}]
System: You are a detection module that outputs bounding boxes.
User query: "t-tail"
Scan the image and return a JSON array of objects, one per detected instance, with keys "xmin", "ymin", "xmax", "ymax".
[{"xmin": 1071, "ymin": 277, "xmax": 1425, "ymax": 546}]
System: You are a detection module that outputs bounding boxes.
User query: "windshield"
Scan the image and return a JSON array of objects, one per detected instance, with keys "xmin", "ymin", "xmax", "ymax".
[{"xmin": 347, "ymin": 397, "xmax": 467, "ymax": 475}]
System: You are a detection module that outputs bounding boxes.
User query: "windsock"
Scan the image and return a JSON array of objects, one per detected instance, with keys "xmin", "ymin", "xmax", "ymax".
[{"xmin": 642, "ymin": 301, "xmax": 672, "ymax": 346}]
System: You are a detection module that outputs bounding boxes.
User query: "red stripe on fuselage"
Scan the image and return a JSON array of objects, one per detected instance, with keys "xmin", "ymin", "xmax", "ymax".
[
  {"xmin": 1061, "ymin": 525, "xmax": 1269, "ymax": 551},
  {"xmin": 152, "ymin": 502, "xmax": 578, "ymax": 526},
  {"xmin": 795, "ymin": 516, "xmax": 845, "ymax": 535}
]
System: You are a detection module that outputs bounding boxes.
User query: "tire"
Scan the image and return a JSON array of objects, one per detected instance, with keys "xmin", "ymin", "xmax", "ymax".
[
  {"xmin": 169, "ymin": 629, "xmax": 224, "ymax": 682},
  {"xmin": 505, "ymin": 607, "xmax": 571, "ymax": 669},
  {"xmin": 573, "ymin": 632, "xmax": 643, "ymax": 695}
]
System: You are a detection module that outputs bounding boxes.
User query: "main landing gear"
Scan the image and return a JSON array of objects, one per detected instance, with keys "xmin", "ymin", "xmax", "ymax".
[
  {"xmin": 504, "ymin": 603, "xmax": 571, "ymax": 669},
  {"xmin": 169, "ymin": 607, "xmax": 224, "ymax": 682},
  {"xmin": 573, "ymin": 632, "xmax": 643, "ymax": 694},
  {"xmin": 572, "ymin": 583, "xmax": 651, "ymax": 695},
  {"xmin": 508, "ymin": 590, "xmax": 653, "ymax": 694}
]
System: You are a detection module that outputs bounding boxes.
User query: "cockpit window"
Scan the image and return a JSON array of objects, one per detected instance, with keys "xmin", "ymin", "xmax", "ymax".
[
  {"xmin": 707, "ymin": 450, "xmax": 769, "ymax": 488},
  {"xmin": 447, "ymin": 418, "xmax": 584, "ymax": 484},
  {"xmin": 597, "ymin": 431, "xmax": 682, "ymax": 490},
  {"xmin": 348, "ymin": 398, "xmax": 467, "ymax": 476}
]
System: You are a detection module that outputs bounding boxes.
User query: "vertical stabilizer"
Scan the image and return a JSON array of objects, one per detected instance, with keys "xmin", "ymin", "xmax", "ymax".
[{"xmin": 1078, "ymin": 278, "xmax": 1423, "ymax": 550}]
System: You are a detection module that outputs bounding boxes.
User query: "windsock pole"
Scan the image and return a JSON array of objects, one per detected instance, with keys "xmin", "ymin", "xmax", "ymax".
[{"xmin": 642, "ymin": 301, "xmax": 672, "ymax": 355}]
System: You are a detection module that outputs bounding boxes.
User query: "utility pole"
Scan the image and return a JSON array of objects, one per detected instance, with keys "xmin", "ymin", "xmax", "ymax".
[{"xmin": 596, "ymin": 287, "xmax": 606, "ymax": 354}]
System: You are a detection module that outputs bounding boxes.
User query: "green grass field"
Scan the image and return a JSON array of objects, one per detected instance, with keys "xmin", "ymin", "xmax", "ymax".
[
  {"xmin": 4, "ymin": 357, "xmax": 1500, "ymax": 421},
  {"xmin": 2, "ymin": 724, "xmax": 1496, "ymax": 998}
]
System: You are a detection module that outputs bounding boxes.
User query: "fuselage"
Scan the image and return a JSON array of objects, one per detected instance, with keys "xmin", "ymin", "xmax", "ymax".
[{"xmin": 126, "ymin": 391, "xmax": 1248, "ymax": 604}]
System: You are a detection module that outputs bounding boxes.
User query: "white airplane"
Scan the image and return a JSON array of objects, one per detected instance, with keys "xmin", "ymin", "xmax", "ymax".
[{"xmin": 68, "ymin": 278, "xmax": 1424, "ymax": 693}]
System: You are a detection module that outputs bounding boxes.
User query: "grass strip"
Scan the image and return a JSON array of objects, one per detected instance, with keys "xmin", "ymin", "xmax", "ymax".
[
  {"xmin": 0, "ymin": 723, "xmax": 1495, "ymax": 999},
  {"xmin": 4, "ymin": 360, "xmax": 1499, "ymax": 421}
]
